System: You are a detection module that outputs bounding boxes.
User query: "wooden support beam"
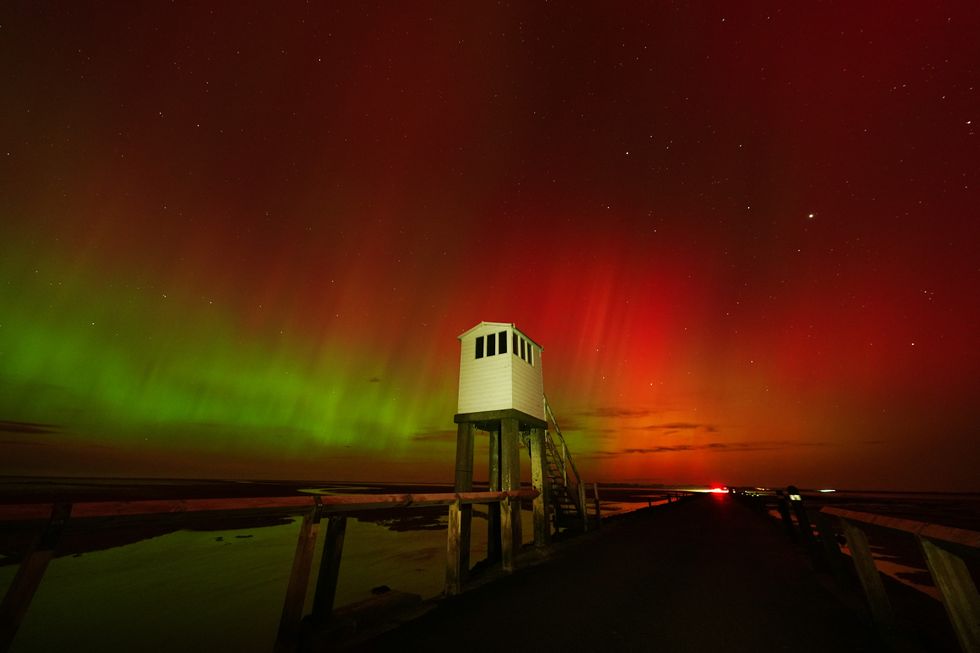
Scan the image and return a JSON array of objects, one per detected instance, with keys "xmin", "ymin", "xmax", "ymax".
[
  {"xmin": 275, "ymin": 505, "xmax": 321, "ymax": 653},
  {"xmin": 500, "ymin": 417, "xmax": 522, "ymax": 564},
  {"xmin": 918, "ymin": 536, "xmax": 980, "ymax": 653},
  {"xmin": 839, "ymin": 519, "xmax": 895, "ymax": 637},
  {"xmin": 311, "ymin": 515, "xmax": 347, "ymax": 624},
  {"xmin": 529, "ymin": 427, "xmax": 550, "ymax": 548},
  {"xmin": 454, "ymin": 422, "xmax": 475, "ymax": 492},
  {"xmin": 454, "ymin": 409, "xmax": 546, "ymax": 429},
  {"xmin": 578, "ymin": 482, "xmax": 588, "ymax": 532},
  {"xmin": 500, "ymin": 495, "xmax": 515, "ymax": 572},
  {"xmin": 445, "ymin": 498, "xmax": 464, "ymax": 595},
  {"xmin": 487, "ymin": 428, "xmax": 501, "ymax": 563},
  {"xmin": 0, "ymin": 503, "xmax": 71, "ymax": 653},
  {"xmin": 452, "ymin": 422, "xmax": 474, "ymax": 581}
]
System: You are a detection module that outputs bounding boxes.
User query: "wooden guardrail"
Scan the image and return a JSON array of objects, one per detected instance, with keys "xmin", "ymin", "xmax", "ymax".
[
  {"xmin": 818, "ymin": 506, "xmax": 980, "ymax": 653},
  {"xmin": 0, "ymin": 488, "xmax": 538, "ymax": 653},
  {"xmin": 743, "ymin": 487, "xmax": 980, "ymax": 653}
]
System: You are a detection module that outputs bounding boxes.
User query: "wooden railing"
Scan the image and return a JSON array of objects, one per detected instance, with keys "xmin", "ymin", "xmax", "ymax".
[
  {"xmin": 0, "ymin": 488, "xmax": 538, "ymax": 653},
  {"xmin": 743, "ymin": 488, "xmax": 980, "ymax": 653},
  {"xmin": 818, "ymin": 506, "xmax": 980, "ymax": 653}
]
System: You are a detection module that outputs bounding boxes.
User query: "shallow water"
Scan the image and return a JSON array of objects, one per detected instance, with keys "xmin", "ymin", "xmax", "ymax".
[{"xmin": 0, "ymin": 506, "xmax": 538, "ymax": 653}]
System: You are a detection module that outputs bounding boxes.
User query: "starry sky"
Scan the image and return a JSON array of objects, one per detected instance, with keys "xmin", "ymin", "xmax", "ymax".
[{"xmin": 1, "ymin": 2, "xmax": 978, "ymax": 490}]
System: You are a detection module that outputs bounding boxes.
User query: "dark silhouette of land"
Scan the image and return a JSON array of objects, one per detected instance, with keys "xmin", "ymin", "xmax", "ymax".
[{"xmin": 351, "ymin": 494, "xmax": 884, "ymax": 652}]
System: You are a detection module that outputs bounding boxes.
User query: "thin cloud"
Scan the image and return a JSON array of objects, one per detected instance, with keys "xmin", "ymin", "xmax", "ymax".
[
  {"xmin": 575, "ymin": 450, "xmax": 622, "ymax": 459},
  {"xmin": 635, "ymin": 422, "xmax": 718, "ymax": 432},
  {"xmin": 411, "ymin": 430, "xmax": 457, "ymax": 442},
  {"xmin": 575, "ymin": 407, "xmax": 659, "ymax": 419},
  {"xmin": 549, "ymin": 417, "xmax": 584, "ymax": 432},
  {"xmin": 0, "ymin": 420, "xmax": 60, "ymax": 434},
  {"xmin": 621, "ymin": 440, "xmax": 827, "ymax": 454}
]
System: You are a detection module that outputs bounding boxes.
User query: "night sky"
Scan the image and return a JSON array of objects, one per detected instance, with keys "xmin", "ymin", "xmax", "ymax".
[{"xmin": 1, "ymin": 2, "xmax": 978, "ymax": 490}]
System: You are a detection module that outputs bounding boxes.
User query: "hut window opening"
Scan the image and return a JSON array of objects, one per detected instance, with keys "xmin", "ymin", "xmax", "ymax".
[
  {"xmin": 520, "ymin": 337, "xmax": 526, "ymax": 361},
  {"xmin": 486, "ymin": 332, "xmax": 496, "ymax": 356},
  {"xmin": 498, "ymin": 331, "xmax": 508, "ymax": 354},
  {"xmin": 475, "ymin": 336, "xmax": 484, "ymax": 359}
]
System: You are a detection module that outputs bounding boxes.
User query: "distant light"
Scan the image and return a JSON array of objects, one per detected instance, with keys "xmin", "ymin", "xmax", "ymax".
[
  {"xmin": 818, "ymin": 488, "xmax": 836, "ymax": 493},
  {"xmin": 789, "ymin": 494, "xmax": 802, "ymax": 501}
]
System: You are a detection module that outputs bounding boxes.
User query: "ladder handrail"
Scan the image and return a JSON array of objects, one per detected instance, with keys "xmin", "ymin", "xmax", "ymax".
[{"xmin": 543, "ymin": 395, "xmax": 582, "ymax": 490}]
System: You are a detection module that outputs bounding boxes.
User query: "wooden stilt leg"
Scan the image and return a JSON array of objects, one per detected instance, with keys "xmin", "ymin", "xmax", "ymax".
[
  {"xmin": 488, "ymin": 429, "xmax": 501, "ymax": 562},
  {"xmin": 529, "ymin": 427, "xmax": 550, "ymax": 547},
  {"xmin": 500, "ymin": 417, "xmax": 522, "ymax": 568}
]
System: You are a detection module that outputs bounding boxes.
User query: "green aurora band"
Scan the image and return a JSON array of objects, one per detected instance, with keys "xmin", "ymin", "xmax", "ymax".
[{"xmin": 0, "ymin": 248, "xmax": 455, "ymax": 470}]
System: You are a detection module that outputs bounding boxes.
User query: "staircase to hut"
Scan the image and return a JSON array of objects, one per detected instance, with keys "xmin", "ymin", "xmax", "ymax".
[{"xmin": 542, "ymin": 396, "xmax": 587, "ymax": 531}]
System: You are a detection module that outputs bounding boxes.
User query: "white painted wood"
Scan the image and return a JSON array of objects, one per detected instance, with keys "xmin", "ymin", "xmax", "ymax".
[
  {"xmin": 511, "ymin": 346, "xmax": 544, "ymax": 419},
  {"xmin": 457, "ymin": 322, "xmax": 545, "ymax": 419}
]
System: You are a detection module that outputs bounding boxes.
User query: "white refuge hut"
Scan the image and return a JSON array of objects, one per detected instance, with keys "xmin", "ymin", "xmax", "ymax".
[
  {"xmin": 446, "ymin": 321, "xmax": 586, "ymax": 594},
  {"xmin": 456, "ymin": 321, "xmax": 544, "ymax": 422}
]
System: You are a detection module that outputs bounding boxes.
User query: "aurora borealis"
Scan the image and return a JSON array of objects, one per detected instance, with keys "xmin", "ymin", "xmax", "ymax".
[{"xmin": 1, "ymin": 3, "xmax": 978, "ymax": 490}]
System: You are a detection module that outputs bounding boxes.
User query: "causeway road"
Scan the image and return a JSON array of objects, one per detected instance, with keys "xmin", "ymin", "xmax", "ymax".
[{"xmin": 352, "ymin": 493, "xmax": 883, "ymax": 652}]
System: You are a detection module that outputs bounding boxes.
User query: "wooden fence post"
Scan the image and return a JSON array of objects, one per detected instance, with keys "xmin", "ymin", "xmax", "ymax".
[
  {"xmin": 814, "ymin": 511, "xmax": 850, "ymax": 586},
  {"xmin": 918, "ymin": 536, "xmax": 980, "ymax": 653},
  {"xmin": 0, "ymin": 502, "xmax": 71, "ymax": 653},
  {"xmin": 787, "ymin": 486, "xmax": 815, "ymax": 544},
  {"xmin": 592, "ymin": 482, "xmax": 601, "ymax": 528},
  {"xmin": 275, "ymin": 503, "xmax": 321, "ymax": 653},
  {"xmin": 311, "ymin": 515, "xmax": 348, "ymax": 624},
  {"xmin": 578, "ymin": 483, "xmax": 588, "ymax": 532},
  {"xmin": 445, "ymin": 498, "xmax": 464, "ymax": 595},
  {"xmin": 775, "ymin": 493, "xmax": 798, "ymax": 542},
  {"xmin": 839, "ymin": 519, "xmax": 895, "ymax": 637}
]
